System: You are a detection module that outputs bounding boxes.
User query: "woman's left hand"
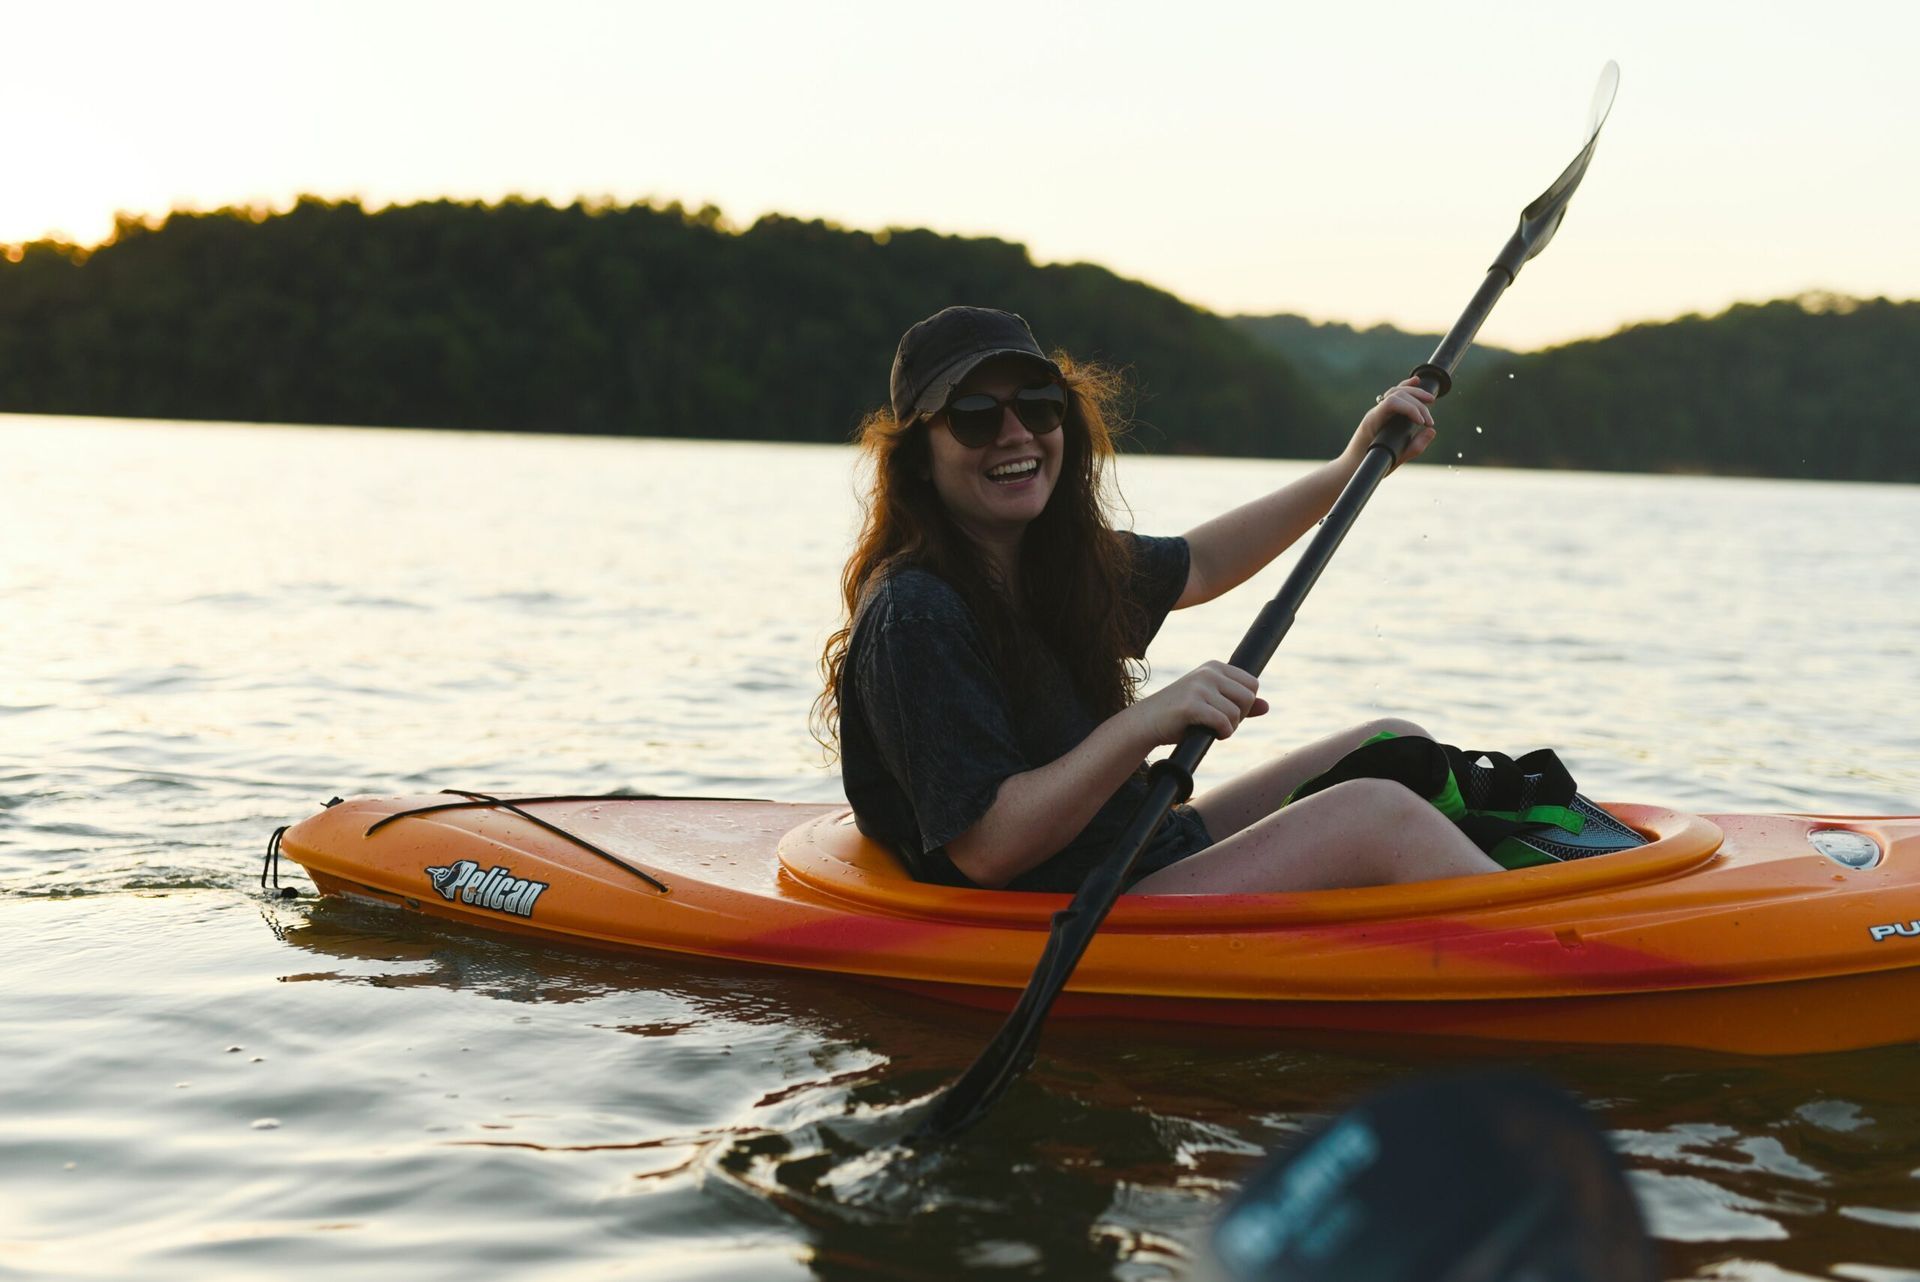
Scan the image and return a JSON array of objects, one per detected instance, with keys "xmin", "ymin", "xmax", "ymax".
[{"xmin": 1343, "ymin": 378, "xmax": 1438, "ymax": 469}]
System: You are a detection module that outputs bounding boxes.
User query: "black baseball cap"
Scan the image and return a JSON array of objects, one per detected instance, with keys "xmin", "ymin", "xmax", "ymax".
[{"xmin": 889, "ymin": 306, "xmax": 1062, "ymax": 423}]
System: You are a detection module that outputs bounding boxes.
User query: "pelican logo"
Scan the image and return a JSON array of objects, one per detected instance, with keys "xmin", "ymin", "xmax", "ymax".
[
  {"xmin": 425, "ymin": 860, "xmax": 549, "ymax": 918},
  {"xmin": 1869, "ymin": 920, "xmax": 1920, "ymax": 943}
]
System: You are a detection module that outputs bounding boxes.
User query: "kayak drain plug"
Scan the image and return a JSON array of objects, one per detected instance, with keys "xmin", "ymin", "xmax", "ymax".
[{"xmin": 1808, "ymin": 830, "xmax": 1881, "ymax": 870}]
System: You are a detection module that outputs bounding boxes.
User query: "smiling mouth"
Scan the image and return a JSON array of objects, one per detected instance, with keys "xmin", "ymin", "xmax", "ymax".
[{"xmin": 986, "ymin": 458, "xmax": 1040, "ymax": 484}]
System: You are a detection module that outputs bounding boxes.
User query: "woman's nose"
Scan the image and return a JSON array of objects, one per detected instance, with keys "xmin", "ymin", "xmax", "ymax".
[{"xmin": 996, "ymin": 404, "xmax": 1031, "ymax": 443}]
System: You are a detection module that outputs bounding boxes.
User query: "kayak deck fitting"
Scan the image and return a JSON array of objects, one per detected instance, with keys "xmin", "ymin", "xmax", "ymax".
[{"xmin": 276, "ymin": 795, "xmax": 1920, "ymax": 1055}]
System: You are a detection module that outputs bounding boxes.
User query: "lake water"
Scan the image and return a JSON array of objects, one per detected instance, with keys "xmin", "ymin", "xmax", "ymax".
[{"xmin": 3, "ymin": 414, "xmax": 1918, "ymax": 1280}]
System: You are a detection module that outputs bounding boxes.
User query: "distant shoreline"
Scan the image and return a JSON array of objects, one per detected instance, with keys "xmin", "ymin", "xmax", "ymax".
[
  {"xmin": 9, "ymin": 408, "xmax": 1915, "ymax": 491},
  {"xmin": 3, "ymin": 198, "xmax": 1915, "ymax": 483}
]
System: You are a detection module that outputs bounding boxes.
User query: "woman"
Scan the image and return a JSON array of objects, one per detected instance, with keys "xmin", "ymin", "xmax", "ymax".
[{"xmin": 815, "ymin": 306, "xmax": 1502, "ymax": 894}]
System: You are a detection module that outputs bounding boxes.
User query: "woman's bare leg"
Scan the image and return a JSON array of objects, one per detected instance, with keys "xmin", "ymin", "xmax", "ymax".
[
  {"xmin": 1189, "ymin": 716, "xmax": 1429, "ymax": 843},
  {"xmin": 1130, "ymin": 777, "xmax": 1500, "ymax": 895}
]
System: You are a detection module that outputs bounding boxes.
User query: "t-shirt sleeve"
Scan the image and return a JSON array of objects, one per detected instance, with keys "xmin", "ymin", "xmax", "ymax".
[
  {"xmin": 851, "ymin": 594, "xmax": 1028, "ymax": 854},
  {"xmin": 1121, "ymin": 531, "xmax": 1191, "ymax": 657}
]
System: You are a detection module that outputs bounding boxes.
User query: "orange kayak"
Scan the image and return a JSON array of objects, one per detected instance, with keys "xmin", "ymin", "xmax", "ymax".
[{"xmin": 276, "ymin": 795, "xmax": 1920, "ymax": 1055}]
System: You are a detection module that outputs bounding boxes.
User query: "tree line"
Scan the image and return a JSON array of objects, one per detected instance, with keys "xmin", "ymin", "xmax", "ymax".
[
  {"xmin": 1430, "ymin": 295, "xmax": 1919, "ymax": 482},
  {"xmin": 0, "ymin": 198, "xmax": 1330, "ymax": 456},
  {"xmin": 2, "ymin": 198, "xmax": 1914, "ymax": 481}
]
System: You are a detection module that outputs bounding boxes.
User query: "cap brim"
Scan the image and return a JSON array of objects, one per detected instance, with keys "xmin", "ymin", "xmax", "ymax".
[{"xmin": 911, "ymin": 348, "xmax": 1063, "ymax": 416}]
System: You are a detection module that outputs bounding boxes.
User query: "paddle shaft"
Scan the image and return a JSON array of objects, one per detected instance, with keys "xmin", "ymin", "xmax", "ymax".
[{"xmin": 919, "ymin": 265, "xmax": 1517, "ymax": 1140}]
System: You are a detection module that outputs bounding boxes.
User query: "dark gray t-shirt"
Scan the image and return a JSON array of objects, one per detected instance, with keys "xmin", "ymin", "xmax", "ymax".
[{"xmin": 839, "ymin": 532, "xmax": 1211, "ymax": 893}]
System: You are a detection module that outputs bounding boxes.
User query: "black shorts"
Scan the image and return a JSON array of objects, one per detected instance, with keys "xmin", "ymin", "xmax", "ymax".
[{"xmin": 998, "ymin": 803, "xmax": 1214, "ymax": 894}]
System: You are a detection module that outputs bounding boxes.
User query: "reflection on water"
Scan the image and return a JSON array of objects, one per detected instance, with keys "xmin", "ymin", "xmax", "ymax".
[{"xmin": 2, "ymin": 415, "xmax": 1918, "ymax": 1279}]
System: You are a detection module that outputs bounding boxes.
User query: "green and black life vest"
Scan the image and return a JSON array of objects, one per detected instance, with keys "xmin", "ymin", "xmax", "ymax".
[{"xmin": 1287, "ymin": 733, "xmax": 1647, "ymax": 869}]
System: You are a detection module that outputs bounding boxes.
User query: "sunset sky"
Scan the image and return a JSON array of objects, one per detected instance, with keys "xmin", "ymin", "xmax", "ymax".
[{"xmin": 5, "ymin": 0, "xmax": 1916, "ymax": 348}]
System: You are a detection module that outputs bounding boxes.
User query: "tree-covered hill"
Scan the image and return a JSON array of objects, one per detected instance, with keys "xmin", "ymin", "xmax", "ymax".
[
  {"xmin": 1238, "ymin": 296, "xmax": 1920, "ymax": 483},
  {"xmin": 1231, "ymin": 312, "xmax": 1516, "ymax": 413},
  {"xmin": 0, "ymin": 198, "xmax": 1334, "ymax": 456},
  {"xmin": 1437, "ymin": 294, "xmax": 1919, "ymax": 482}
]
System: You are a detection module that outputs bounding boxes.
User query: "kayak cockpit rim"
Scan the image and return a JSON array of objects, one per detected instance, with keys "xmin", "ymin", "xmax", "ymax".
[{"xmin": 775, "ymin": 804, "xmax": 1726, "ymax": 929}]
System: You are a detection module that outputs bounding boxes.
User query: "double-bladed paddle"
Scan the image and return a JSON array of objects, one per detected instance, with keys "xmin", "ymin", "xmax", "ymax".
[{"xmin": 917, "ymin": 62, "xmax": 1622, "ymax": 1143}]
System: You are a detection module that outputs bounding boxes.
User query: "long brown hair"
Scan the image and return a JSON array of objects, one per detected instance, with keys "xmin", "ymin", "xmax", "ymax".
[{"xmin": 812, "ymin": 355, "xmax": 1145, "ymax": 759}]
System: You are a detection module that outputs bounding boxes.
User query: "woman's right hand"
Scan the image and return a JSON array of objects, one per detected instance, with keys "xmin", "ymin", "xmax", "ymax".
[
  {"xmin": 1342, "ymin": 378, "xmax": 1437, "ymax": 470},
  {"xmin": 1128, "ymin": 661, "xmax": 1268, "ymax": 746}
]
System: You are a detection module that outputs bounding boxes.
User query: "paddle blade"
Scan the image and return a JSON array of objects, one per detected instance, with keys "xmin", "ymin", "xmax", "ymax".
[
  {"xmin": 1496, "ymin": 61, "xmax": 1619, "ymax": 277},
  {"xmin": 1208, "ymin": 1071, "xmax": 1655, "ymax": 1282}
]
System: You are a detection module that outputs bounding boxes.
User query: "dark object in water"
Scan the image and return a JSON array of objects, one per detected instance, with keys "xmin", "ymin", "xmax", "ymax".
[{"xmin": 1210, "ymin": 1070, "xmax": 1655, "ymax": 1282}]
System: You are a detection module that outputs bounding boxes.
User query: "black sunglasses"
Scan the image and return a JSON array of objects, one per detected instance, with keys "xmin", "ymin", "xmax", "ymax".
[{"xmin": 935, "ymin": 382, "xmax": 1068, "ymax": 449}]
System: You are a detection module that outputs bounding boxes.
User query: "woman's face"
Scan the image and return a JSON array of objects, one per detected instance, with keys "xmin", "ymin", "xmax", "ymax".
[{"xmin": 925, "ymin": 356, "xmax": 1066, "ymax": 546}]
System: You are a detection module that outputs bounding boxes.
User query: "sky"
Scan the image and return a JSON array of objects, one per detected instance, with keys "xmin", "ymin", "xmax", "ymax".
[{"xmin": 4, "ymin": 0, "xmax": 1917, "ymax": 349}]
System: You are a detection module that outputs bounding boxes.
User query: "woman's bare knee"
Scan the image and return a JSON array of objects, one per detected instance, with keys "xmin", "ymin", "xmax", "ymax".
[
  {"xmin": 1319, "ymin": 776, "xmax": 1427, "ymax": 820},
  {"xmin": 1316, "ymin": 778, "xmax": 1495, "ymax": 882},
  {"xmin": 1355, "ymin": 715, "xmax": 1428, "ymax": 741}
]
